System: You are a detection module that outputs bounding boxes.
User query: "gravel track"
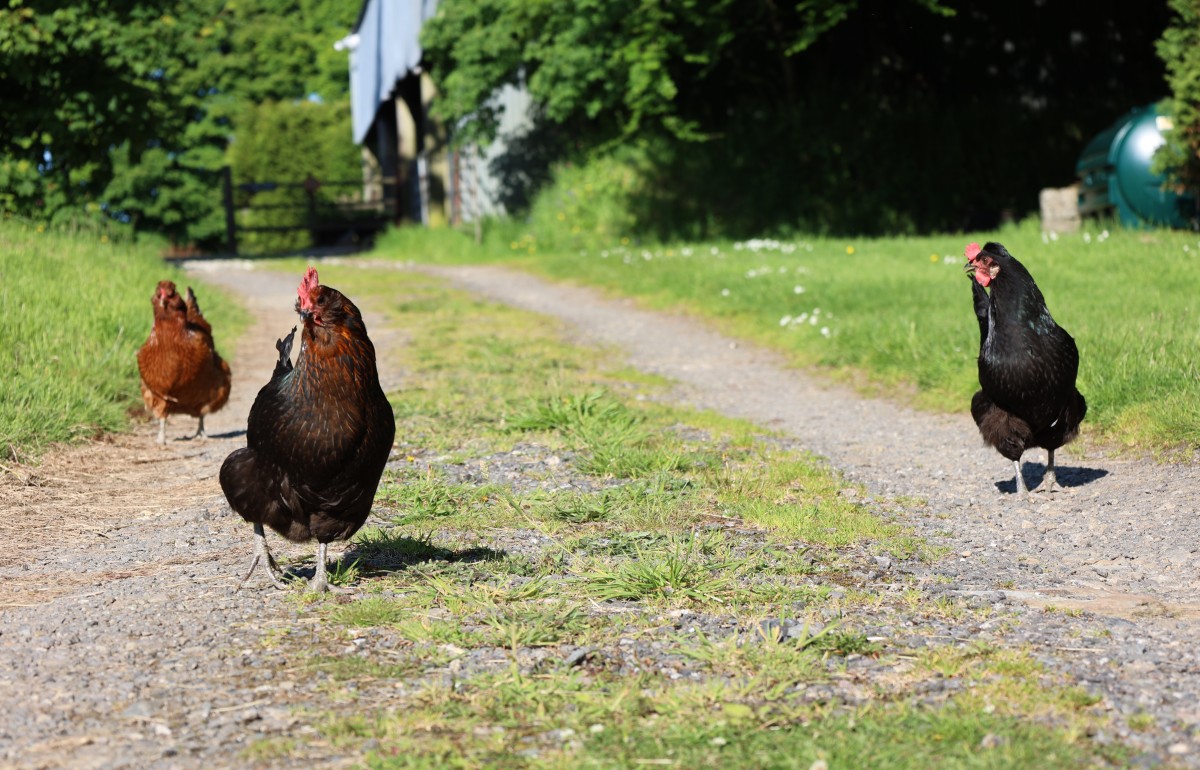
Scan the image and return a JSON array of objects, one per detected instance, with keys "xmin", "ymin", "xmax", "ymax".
[{"xmin": 0, "ymin": 259, "xmax": 1198, "ymax": 768}]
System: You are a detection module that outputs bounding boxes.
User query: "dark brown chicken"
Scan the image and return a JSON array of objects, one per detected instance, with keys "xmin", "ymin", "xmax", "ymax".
[
  {"xmin": 137, "ymin": 281, "xmax": 232, "ymax": 445},
  {"xmin": 966, "ymin": 242, "xmax": 1086, "ymax": 496},
  {"xmin": 219, "ymin": 268, "xmax": 395, "ymax": 592}
]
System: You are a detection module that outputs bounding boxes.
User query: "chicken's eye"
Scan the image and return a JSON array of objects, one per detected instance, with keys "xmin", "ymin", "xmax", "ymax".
[{"xmin": 317, "ymin": 295, "xmax": 327, "ymax": 306}]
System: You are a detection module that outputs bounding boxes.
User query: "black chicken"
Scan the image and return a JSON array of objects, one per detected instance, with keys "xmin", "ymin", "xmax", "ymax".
[
  {"xmin": 965, "ymin": 242, "xmax": 1086, "ymax": 495},
  {"xmin": 220, "ymin": 268, "xmax": 395, "ymax": 592}
]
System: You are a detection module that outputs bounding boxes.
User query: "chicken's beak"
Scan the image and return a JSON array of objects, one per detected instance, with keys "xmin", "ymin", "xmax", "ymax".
[{"xmin": 963, "ymin": 261, "xmax": 977, "ymax": 275}]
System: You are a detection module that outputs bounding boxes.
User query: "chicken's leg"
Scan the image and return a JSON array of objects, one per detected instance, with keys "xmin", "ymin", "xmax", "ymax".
[
  {"xmin": 310, "ymin": 541, "xmax": 330, "ymax": 593},
  {"xmin": 156, "ymin": 418, "xmax": 167, "ymax": 447},
  {"xmin": 236, "ymin": 523, "xmax": 288, "ymax": 591},
  {"xmin": 1043, "ymin": 449, "xmax": 1058, "ymax": 492},
  {"xmin": 1013, "ymin": 460, "xmax": 1030, "ymax": 497},
  {"xmin": 309, "ymin": 542, "xmax": 354, "ymax": 593},
  {"xmin": 189, "ymin": 415, "xmax": 208, "ymax": 441}
]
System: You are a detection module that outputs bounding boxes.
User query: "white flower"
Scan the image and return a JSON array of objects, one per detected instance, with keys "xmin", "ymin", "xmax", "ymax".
[
  {"xmin": 710, "ymin": 247, "xmax": 720, "ymax": 255},
  {"xmin": 720, "ymin": 288, "xmax": 730, "ymax": 297},
  {"xmin": 820, "ymin": 326, "xmax": 830, "ymax": 337},
  {"xmin": 601, "ymin": 250, "xmax": 609, "ymax": 258},
  {"xmin": 779, "ymin": 315, "xmax": 793, "ymax": 326},
  {"xmin": 793, "ymin": 285, "xmax": 805, "ymax": 294},
  {"xmin": 681, "ymin": 247, "xmax": 693, "ymax": 256},
  {"xmin": 1041, "ymin": 232, "xmax": 1049, "ymax": 244},
  {"xmin": 1049, "ymin": 231, "xmax": 1059, "ymax": 241},
  {"xmin": 1083, "ymin": 232, "xmax": 1091, "ymax": 243}
]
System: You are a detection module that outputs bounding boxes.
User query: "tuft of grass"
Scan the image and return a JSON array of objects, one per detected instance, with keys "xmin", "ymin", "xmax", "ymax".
[{"xmin": 0, "ymin": 222, "xmax": 247, "ymax": 460}]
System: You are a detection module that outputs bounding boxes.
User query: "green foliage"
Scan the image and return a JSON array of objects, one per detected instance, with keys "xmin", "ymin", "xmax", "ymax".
[
  {"xmin": 0, "ymin": 0, "xmax": 361, "ymax": 249},
  {"xmin": 1155, "ymin": 0, "xmax": 1200, "ymax": 195},
  {"xmin": 0, "ymin": 3, "xmax": 185, "ymax": 217},
  {"xmin": 424, "ymin": 0, "xmax": 950, "ymax": 147},
  {"xmin": 228, "ymin": 98, "xmax": 362, "ymax": 254},
  {"xmin": 426, "ymin": 1, "xmax": 1172, "ymax": 236},
  {"xmin": 0, "ymin": 221, "xmax": 246, "ymax": 460}
]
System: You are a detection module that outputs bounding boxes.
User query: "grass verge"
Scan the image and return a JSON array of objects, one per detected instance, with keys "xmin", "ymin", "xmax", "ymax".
[
  {"xmin": 374, "ymin": 218, "xmax": 1200, "ymax": 454},
  {"xmin": 0, "ymin": 221, "xmax": 248, "ymax": 462}
]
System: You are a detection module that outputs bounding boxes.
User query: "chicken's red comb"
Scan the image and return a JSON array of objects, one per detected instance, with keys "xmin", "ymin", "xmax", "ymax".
[
  {"xmin": 298, "ymin": 267, "xmax": 320, "ymax": 310},
  {"xmin": 964, "ymin": 242, "xmax": 982, "ymax": 262}
]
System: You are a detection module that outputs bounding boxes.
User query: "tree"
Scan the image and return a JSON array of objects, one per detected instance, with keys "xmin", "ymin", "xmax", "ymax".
[
  {"xmin": 0, "ymin": 0, "xmax": 362, "ymax": 247},
  {"xmin": 0, "ymin": 3, "xmax": 187, "ymax": 216},
  {"xmin": 1155, "ymin": 0, "xmax": 1200, "ymax": 197},
  {"xmin": 424, "ymin": 0, "xmax": 1174, "ymax": 236}
]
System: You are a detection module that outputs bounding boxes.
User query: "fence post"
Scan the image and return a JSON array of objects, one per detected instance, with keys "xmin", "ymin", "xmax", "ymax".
[{"xmin": 221, "ymin": 166, "xmax": 238, "ymax": 256}]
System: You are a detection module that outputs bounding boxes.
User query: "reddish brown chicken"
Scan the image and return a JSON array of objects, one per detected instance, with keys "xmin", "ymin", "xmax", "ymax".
[
  {"xmin": 219, "ymin": 268, "xmax": 395, "ymax": 592},
  {"xmin": 137, "ymin": 281, "xmax": 232, "ymax": 445}
]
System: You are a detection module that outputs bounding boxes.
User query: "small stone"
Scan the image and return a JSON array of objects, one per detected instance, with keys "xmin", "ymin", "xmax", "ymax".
[
  {"xmin": 980, "ymin": 733, "xmax": 1005, "ymax": 749},
  {"xmin": 121, "ymin": 701, "xmax": 154, "ymax": 720},
  {"xmin": 709, "ymin": 736, "xmax": 727, "ymax": 747},
  {"xmin": 1168, "ymin": 743, "xmax": 1190, "ymax": 755}
]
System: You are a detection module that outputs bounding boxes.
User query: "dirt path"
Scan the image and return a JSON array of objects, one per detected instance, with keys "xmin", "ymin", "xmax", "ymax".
[{"xmin": 2, "ymin": 258, "xmax": 1200, "ymax": 768}]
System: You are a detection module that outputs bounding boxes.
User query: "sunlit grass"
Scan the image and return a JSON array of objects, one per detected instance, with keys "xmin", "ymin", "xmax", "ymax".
[
  {"xmin": 376, "ymin": 219, "xmax": 1200, "ymax": 453},
  {"xmin": 0, "ymin": 221, "xmax": 248, "ymax": 460}
]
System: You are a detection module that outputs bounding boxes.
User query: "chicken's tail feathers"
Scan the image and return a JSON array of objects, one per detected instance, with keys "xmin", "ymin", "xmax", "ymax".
[
  {"xmin": 272, "ymin": 326, "xmax": 297, "ymax": 379},
  {"xmin": 184, "ymin": 287, "xmax": 214, "ymax": 334},
  {"xmin": 971, "ymin": 391, "xmax": 1032, "ymax": 462}
]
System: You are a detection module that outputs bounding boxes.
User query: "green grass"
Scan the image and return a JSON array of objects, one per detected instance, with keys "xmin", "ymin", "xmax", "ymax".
[
  {"xmin": 0, "ymin": 221, "xmax": 248, "ymax": 461},
  {"xmin": 375, "ymin": 219, "xmax": 1200, "ymax": 453}
]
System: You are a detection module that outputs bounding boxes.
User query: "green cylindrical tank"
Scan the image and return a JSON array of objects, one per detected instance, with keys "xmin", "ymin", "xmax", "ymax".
[{"xmin": 1076, "ymin": 104, "xmax": 1195, "ymax": 228}]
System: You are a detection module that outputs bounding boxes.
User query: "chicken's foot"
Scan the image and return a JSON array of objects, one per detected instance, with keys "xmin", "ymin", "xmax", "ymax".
[
  {"xmin": 188, "ymin": 415, "xmax": 208, "ymax": 441},
  {"xmin": 236, "ymin": 523, "xmax": 289, "ymax": 591}
]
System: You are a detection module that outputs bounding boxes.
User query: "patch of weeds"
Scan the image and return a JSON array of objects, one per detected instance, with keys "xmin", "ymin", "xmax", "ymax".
[
  {"xmin": 543, "ymin": 490, "xmax": 619, "ymax": 523},
  {"xmin": 567, "ymin": 530, "xmax": 670, "ymax": 557},
  {"xmin": 506, "ymin": 389, "xmax": 628, "ymax": 432},
  {"xmin": 329, "ymin": 557, "xmax": 362, "ymax": 588},
  {"xmin": 582, "ymin": 542, "xmax": 746, "ymax": 604},
  {"xmin": 480, "ymin": 602, "xmax": 590, "ymax": 649},
  {"xmin": 1127, "ymin": 712, "xmax": 1156, "ymax": 732},
  {"xmin": 241, "ymin": 737, "xmax": 300, "ymax": 762},
  {"xmin": 378, "ymin": 474, "xmax": 496, "ymax": 523},
  {"xmin": 392, "ymin": 617, "xmax": 489, "ymax": 648},
  {"xmin": 330, "ymin": 596, "xmax": 410, "ymax": 627},
  {"xmin": 351, "ymin": 527, "xmax": 454, "ymax": 566},
  {"xmin": 307, "ymin": 655, "xmax": 421, "ymax": 682}
]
